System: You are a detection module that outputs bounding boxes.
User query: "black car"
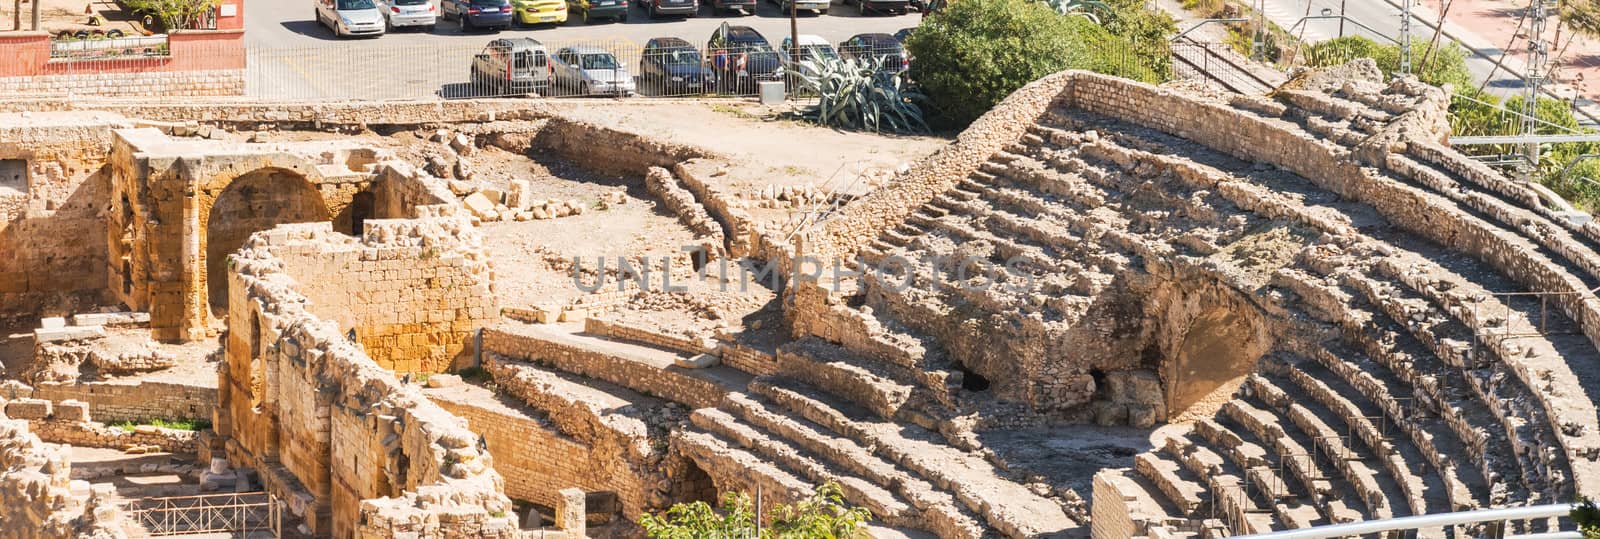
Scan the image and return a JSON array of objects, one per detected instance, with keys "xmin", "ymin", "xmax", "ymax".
[
  {"xmin": 840, "ymin": 33, "xmax": 909, "ymax": 73},
  {"xmin": 708, "ymin": 0, "xmax": 756, "ymax": 14},
  {"xmin": 641, "ymin": 37, "xmax": 715, "ymax": 95},
  {"xmin": 844, "ymin": 0, "xmax": 908, "ymax": 15},
  {"xmin": 636, "ymin": 0, "xmax": 698, "ymax": 17},
  {"xmin": 707, "ymin": 24, "xmax": 782, "ymax": 93}
]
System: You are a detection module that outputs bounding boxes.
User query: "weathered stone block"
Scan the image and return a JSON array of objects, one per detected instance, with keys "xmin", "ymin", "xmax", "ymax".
[
  {"xmin": 556, "ymin": 488, "xmax": 585, "ymax": 535},
  {"xmin": 6, "ymin": 398, "xmax": 52, "ymax": 420},
  {"xmin": 54, "ymin": 400, "xmax": 90, "ymax": 422}
]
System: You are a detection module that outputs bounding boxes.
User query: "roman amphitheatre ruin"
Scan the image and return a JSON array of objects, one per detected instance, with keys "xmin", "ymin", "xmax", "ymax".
[{"xmin": 0, "ymin": 60, "xmax": 1596, "ymax": 538}]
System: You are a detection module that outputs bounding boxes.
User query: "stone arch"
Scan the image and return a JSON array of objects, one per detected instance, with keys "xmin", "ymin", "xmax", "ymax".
[
  {"xmin": 1154, "ymin": 279, "xmax": 1272, "ymax": 421},
  {"xmin": 205, "ymin": 168, "xmax": 330, "ymax": 316}
]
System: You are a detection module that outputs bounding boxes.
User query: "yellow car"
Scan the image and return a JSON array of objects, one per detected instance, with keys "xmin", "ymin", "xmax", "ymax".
[{"xmin": 513, "ymin": 0, "xmax": 569, "ymax": 24}]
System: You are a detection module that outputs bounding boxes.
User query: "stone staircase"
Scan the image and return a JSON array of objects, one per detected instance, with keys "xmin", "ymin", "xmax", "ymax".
[
  {"xmin": 675, "ymin": 336, "xmax": 1081, "ymax": 538},
  {"xmin": 790, "ymin": 75, "xmax": 1600, "ymax": 537}
]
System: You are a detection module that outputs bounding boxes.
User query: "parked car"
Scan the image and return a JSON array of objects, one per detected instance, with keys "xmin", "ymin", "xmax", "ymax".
[
  {"xmin": 552, "ymin": 46, "xmax": 637, "ymax": 96},
  {"xmin": 640, "ymin": 38, "xmax": 714, "ymax": 94},
  {"xmin": 780, "ymin": 34, "xmax": 839, "ymax": 65},
  {"xmin": 377, "ymin": 0, "xmax": 437, "ymax": 31},
  {"xmin": 707, "ymin": 24, "xmax": 782, "ymax": 93},
  {"xmin": 314, "ymin": 0, "xmax": 386, "ymax": 38},
  {"xmin": 708, "ymin": 0, "xmax": 756, "ymax": 15},
  {"xmin": 567, "ymin": 0, "xmax": 629, "ymax": 22},
  {"xmin": 767, "ymin": 0, "xmax": 827, "ymax": 15},
  {"xmin": 779, "ymin": 35, "xmax": 836, "ymax": 90},
  {"xmin": 470, "ymin": 38, "xmax": 551, "ymax": 95},
  {"xmin": 511, "ymin": 0, "xmax": 569, "ymax": 24},
  {"xmin": 839, "ymin": 33, "xmax": 909, "ymax": 73},
  {"xmin": 442, "ymin": 0, "xmax": 514, "ymax": 31},
  {"xmin": 635, "ymin": 0, "xmax": 697, "ymax": 18},
  {"xmin": 841, "ymin": 0, "xmax": 908, "ymax": 15}
]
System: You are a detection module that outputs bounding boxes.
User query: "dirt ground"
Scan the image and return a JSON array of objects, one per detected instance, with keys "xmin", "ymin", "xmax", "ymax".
[{"xmin": 1, "ymin": 0, "xmax": 151, "ymax": 34}]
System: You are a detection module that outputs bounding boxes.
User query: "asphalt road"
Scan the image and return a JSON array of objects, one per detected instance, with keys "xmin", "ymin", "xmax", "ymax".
[
  {"xmin": 244, "ymin": 0, "xmax": 920, "ymax": 99},
  {"xmin": 1254, "ymin": 0, "xmax": 1527, "ymax": 95}
]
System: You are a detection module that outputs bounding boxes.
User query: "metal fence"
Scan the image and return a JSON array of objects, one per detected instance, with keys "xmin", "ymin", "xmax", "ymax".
[
  {"xmin": 245, "ymin": 36, "xmax": 912, "ymax": 101},
  {"xmin": 124, "ymin": 492, "xmax": 283, "ymax": 537}
]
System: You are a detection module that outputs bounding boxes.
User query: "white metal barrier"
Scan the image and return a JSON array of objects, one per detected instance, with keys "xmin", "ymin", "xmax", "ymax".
[{"xmin": 1230, "ymin": 504, "xmax": 1576, "ymax": 539}]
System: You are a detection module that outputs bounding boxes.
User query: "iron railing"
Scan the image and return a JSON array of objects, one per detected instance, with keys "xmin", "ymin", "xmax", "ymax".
[{"xmin": 123, "ymin": 492, "xmax": 283, "ymax": 537}]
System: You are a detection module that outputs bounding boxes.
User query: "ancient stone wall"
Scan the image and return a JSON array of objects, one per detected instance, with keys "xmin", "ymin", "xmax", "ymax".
[
  {"xmin": 0, "ymin": 413, "xmax": 126, "ymax": 539},
  {"xmin": 0, "ymin": 99, "xmax": 554, "ymax": 130},
  {"xmin": 107, "ymin": 128, "xmax": 385, "ymax": 341},
  {"xmin": 25, "ymin": 380, "xmax": 215, "ymax": 424},
  {"xmin": 257, "ymin": 218, "xmax": 496, "ymax": 373},
  {"xmin": 801, "ymin": 71, "xmax": 1079, "ymax": 265},
  {"xmin": 0, "ymin": 112, "xmax": 127, "ymax": 320},
  {"xmin": 220, "ymin": 219, "xmax": 515, "ymax": 538},
  {"xmin": 530, "ymin": 118, "xmax": 715, "ymax": 178},
  {"xmin": 0, "ymin": 69, "xmax": 245, "ymax": 98}
]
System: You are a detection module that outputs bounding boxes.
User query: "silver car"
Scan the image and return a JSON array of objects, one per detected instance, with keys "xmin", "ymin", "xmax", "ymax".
[
  {"xmin": 314, "ymin": 0, "xmax": 386, "ymax": 37},
  {"xmin": 551, "ymin": 46, "xmax": 637, "ymax": 96},
  {"xmin": 377, "ymin": 0, "xmax": 438, "ymax": 30}
]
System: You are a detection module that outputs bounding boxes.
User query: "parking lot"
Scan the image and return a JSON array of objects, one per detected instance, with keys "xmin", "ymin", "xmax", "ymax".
[{"xmin": 245, "ymin": 0, "xmax": 920, "ymax": 99}]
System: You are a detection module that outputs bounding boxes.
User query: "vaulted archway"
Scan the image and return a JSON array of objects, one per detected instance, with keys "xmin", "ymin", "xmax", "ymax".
[{"xmin": 205, "ymin": 168, "xmax": 330, "ymax": 316}]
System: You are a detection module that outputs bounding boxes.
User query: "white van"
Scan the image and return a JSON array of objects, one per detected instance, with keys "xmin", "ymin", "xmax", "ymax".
[{"xmin": 314, "ymin": 0, "xmax": 387, "ymax": 38}]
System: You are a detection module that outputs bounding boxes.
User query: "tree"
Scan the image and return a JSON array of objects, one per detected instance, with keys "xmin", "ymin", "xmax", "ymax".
[
  {"xmin": 121, "ymin": 0, "xmax": 219, "ymax": 32},
  {"xmin": 640, "ymin": 483, "xmax": 872, "ymax": 539},
  {"xmin": 905, "ymin": 0, "xmax": 1166, "ymax": 128}
]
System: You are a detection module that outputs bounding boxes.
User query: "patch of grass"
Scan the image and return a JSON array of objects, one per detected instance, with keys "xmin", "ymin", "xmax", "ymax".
[{"xmin": 110, "ymin": 418, "xmax": 212, "ymax": 432}]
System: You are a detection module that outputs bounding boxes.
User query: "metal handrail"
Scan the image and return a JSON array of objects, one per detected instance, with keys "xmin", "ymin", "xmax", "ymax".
[{"xmin": 1231, "ymin": 503, "xmax": 1575, "ymax": 538}]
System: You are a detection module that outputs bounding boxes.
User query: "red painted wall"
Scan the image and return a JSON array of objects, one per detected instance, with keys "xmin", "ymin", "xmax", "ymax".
[{"xmin": 0, "ymin": 30, "xmax": 245, "ymax": 78}]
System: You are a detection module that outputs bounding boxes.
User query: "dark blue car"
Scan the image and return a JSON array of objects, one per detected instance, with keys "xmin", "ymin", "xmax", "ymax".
[
  {"xmin": 443, "ymin": 0, "xmax": 514, "ymax": 31},
  {"xmin": 640, "ymin": 37, "xmax": 715, "ymax": 95}
]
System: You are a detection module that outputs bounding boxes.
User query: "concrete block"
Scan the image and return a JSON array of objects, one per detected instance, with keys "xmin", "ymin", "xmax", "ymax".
[
  {"xmin": 758, "ymin": 81, "xmax": 785, "ymax": 105},
  {"xmin": 556, "ymin": 488, "xmax": 586, "ymax": 535},
  {"xmin": 39, "ymin": 317, "xmax": 66, "ymax": 329},
  {"xmin": 426, "ymin": 374, "xmax": 462, "ymax": 388},
  {"xmin": 5, "ymin": 398, "xmax": 51, "ymax": 420},
  {"xmin": 463, "ymin": 192, "xmax": 496, "ymax": 220},
  {"xmin": 673, "ymin": 353, "xmax": 721, "ymax": 369},
  {"xmin": 507, "ymin": 180, "xmax": 531, "ymax": 211},
  {"xmin": 35, "ymin": 325, "xmax": 106, "ymax": 343},
  {"xmin": 71, "ymin": 312, "xmax": 151, "ymax": 327},
  {"xmin": 55, "ymin": 400, "xmax": 90, "ymax": 422}
]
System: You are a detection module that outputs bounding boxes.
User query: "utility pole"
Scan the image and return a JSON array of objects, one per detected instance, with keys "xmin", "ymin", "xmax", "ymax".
[
  {"xmin": 1339, "ymin": 0, "xmax": 1347, "ymax": 36},
  {"xmin": 1521, "ymin": 0, "xmax": 1557, "ymax": 179},
  {"xmin": 30, "ymin": 0, "xmax": 39, "ymax": 31},
  {"xmin": 1252, "ymin": 0, "xmax": 1265, "ymax": 60},
  {"xmin": 1399, "ymin": 0, "xmax": 1413, "ymax": 76},
  {"xmin": 13, "ymin": 0, "xmax": 20, "ymax": 31}
]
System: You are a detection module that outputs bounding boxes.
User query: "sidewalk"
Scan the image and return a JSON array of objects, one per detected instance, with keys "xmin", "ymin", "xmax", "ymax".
[{"xmin": 1399, "ymin": 0, "xmax": 1600, "ymax": 124}]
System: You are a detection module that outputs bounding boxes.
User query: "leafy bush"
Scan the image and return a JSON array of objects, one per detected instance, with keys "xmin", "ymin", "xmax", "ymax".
[
  {"xmin": 640, "ymin": 482, "xmax": 872, "ymax": 539},
  {"xmin": 796, "ymin": 57, "xmax": 929, "ymax": 134},
  {"xmin": 1302, "ymin": 36, "xmax": 1473, "ymax": 89},
  {"xmin": 905, "ymin": 0, "xmax": 1167, "ymax": 128},
  {"xmin": 121, "ymin": 0, "xmax": 219, "ymax": 32},
  {"xmin": 111, "ymin": 418, "xmax": 212, "ymax": 432},
  {"xmin": 1575, "ymin": 498, "xmax": 1600, "ymax": 538}
]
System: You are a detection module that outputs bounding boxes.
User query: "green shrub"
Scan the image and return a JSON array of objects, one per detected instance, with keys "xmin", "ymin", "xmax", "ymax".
[
  {"xmin": 1302, "ymin": 36, "xmax": 1473, "ymax": 89},
  {"xmin": 110, "ymin": 418, "xmax": 212, "ymax": 432},
  {"xmin": 905, "ymin": 0, "xmax": 1166, "ymax": 128},
  {"xmin": 640, "ymin": 482, "xmax": 871, "ymax": 539}
]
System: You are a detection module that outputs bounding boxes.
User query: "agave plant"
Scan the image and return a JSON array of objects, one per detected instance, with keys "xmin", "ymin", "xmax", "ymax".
[
  {"xmin": 1044, "ymin": 0, "xmax": 1109, "ymax": 23},
  {"xmin": 795, "ymin": 56, "xmax": 930, "ymax": 135}
]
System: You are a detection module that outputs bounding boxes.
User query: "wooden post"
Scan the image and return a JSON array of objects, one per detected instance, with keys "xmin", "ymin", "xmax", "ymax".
[
  {"xmin": 30, "ymin": 0, "xmax": 39, "ymax": 30},
  {"xmin": 13, "ymin": 0, "xmax": 20, "ymax": 31}
]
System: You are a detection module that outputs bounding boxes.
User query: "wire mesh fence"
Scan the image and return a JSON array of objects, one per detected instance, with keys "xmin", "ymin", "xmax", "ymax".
[{"xmin": 244, "ymin": 34, "xmax": 913, "ymax": 101}]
